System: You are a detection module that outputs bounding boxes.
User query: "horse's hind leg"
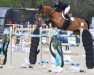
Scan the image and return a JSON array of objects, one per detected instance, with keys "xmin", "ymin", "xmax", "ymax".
[{"xmin": 45, "ymin": 19, "xmax": 52, "ymax": 28}]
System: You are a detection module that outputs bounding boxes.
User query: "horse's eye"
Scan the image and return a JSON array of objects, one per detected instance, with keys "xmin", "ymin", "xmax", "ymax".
[
  {"xmin": 38, "ymin": 10, "xmax": 42, "ymax": 13},
  {"xmin": 40, "ymin": 10, "xmax": 43, "ymax": 13}
]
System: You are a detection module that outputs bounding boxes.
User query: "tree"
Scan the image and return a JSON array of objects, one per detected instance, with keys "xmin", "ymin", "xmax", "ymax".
[
  {"xmin": 0, "ymin": 0, "xmax": 94, "ymax": 22},
  {"xmin": 0, "ymin": 0, "xmax": 22, "ymax": 7},
  {"xmin": 63, "ymin": 0, "xmax": 94, "ymax": 22}
]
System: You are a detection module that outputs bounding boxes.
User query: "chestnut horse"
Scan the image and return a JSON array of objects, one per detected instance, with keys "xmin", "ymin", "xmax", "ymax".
[{"xmin": 38, "ymin": 5, "xmax": 89, "ymax": 34}]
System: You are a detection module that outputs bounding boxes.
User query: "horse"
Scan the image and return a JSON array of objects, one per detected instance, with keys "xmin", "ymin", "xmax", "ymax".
[{"xmin": 38, "ymin": 5, "xmax": 89, "ymax": 34}]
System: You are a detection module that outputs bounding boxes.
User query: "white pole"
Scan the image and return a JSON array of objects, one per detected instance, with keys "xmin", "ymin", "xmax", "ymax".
[
  {"xmin": 9, "ymin": 26, "xmax": 12, "ymax": 65},
  {"xmin": 80, "ymin": 22, "xmax": 84, "ymax": 70},
  {"xmin": 49, "ymin": 27, "xmax": 52, "ymax": 68},
  {"xmin": 40, "ymin": 27, "xmax": 42, "ymax": 65}
]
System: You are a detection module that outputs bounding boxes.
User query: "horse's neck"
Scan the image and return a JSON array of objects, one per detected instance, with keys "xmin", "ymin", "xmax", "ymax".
[
  {"xmin": 45, "ymin": 6, "xmax": 65, "ymax": 27},
  {"xmin": 50, "ymin": 11, "xmax": 62, "ymax": 20},
  {"xmin": 46, "ymin": 9, "xmax": 54, "ymax": 15},
  {"xmin": 48, "ymin": 10, "xmax": 61, "ymax": 19}
]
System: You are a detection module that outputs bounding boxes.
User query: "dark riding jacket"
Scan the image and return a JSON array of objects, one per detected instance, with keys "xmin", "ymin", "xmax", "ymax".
[{"xmin": 54, "ymin": 2, "xmax": 68, "ymax": 12}]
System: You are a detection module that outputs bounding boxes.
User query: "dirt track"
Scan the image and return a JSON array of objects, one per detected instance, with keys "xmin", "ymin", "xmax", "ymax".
[{"xmin": 0, "ymin": 46, "xmax": 94, "ymax": 75}]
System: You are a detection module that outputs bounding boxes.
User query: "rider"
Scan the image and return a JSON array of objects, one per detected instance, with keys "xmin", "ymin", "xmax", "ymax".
[
  {"xmin": 45, "ymin": 0, "xmax": 71, "ymax": 28},
  {"xmin": 54, "ymin": 0, "xmax": 71, "ymax": 21}
]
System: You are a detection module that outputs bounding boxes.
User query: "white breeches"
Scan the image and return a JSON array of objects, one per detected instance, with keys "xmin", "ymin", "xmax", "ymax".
[{"xmin": 64, "ymin": 5, "xmax": 70, "ymax": 14}]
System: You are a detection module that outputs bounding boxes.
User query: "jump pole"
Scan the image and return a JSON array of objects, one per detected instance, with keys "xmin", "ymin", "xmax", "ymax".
[
  {"xmin": 39, "ymin": 27, "xmax": 50, "ymax": 65},
  {"xmin": 39, "ymin": 27, "xmax": 42, "ymax": 65},
  {"xmin": 9, "ymin": 26, "xmax": 13, "ymax": 66},
  {"xmin": 79, "ymin": 22, "xmax": 84, "ymax": 70}
]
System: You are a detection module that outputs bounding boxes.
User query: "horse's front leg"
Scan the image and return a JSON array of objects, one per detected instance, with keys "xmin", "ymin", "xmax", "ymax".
[{"xmin": 45, "ymin": 19, "xmax": 55, "ymax": 28}]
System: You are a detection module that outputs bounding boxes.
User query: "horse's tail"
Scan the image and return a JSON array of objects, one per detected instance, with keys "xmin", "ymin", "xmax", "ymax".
[{"xmin": 85, "ymin": 20, "xmax": 90, "ymax": 29}]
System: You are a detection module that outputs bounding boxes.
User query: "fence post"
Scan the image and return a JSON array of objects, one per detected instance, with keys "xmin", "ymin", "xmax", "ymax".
[{"xmin": 80, "ymin": 22, "xmax": 84, "ymax": 70}]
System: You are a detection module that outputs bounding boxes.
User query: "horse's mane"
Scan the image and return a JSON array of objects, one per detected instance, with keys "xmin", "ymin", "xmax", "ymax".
[
  {"xmin": 43, "ymin": 5, "xmax": 54, "ymax": 9},
  {"xmin": 43, "ymin": 5, "xmax": 56, "ymax": 13},
  {"xmin": 43, "ymin": 5, "xmax": 54, "ymax": 8}
]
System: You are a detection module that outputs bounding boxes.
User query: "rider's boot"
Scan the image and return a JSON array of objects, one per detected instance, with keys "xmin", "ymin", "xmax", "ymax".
[{"xmin": 65, "ymin": 14, "xmax": 71, "ymax": 23}]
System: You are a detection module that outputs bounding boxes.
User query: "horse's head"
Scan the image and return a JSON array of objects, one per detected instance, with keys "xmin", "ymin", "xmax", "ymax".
[{"xmin": 38, "ymin": 5, "xmax": 47, "ymax": 21}]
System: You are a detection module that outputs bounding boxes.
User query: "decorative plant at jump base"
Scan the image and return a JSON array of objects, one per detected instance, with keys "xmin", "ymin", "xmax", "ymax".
[{"xmin": 0, "ymin": 27, "xmax": 10, "ymax": 65}]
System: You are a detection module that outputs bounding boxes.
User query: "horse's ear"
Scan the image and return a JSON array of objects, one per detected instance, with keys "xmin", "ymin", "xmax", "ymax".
[
  {"xmin": 40, "ymin": 5, "xmax": 43, "ymax": 9},
  {"xmin": 37, "ymin": 4, "xmax": 40, "ymax": 8},
  {"xmin": 38, "ymin": 4, "xmax": 43, "ymax": 10}
]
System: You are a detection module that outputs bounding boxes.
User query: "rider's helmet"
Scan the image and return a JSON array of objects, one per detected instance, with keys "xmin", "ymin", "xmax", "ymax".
[
  {"xmin": 55, "ymin": 0, "xmax": 60, "ymax": 2},
  {"xmin": 54, "ymin": 0, "xmax": 60, "ymax": 5}
]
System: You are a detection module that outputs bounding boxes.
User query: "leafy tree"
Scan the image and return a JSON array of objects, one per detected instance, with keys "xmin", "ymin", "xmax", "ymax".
[
  {"xmin": 0, "ymin": 0, "xmax": 94, "ymax": 22},
  {"xmin": 0, "ymin": 0, "xmax": 22, "ymax": 7},
  {"xmin": 63, "ymin": 0, "xmax": 94, "ymax": 22}
]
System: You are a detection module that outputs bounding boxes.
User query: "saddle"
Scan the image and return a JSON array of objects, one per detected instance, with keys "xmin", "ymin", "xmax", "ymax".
[{"xmin": 61, "ymin": 12, "xmax": 75, "ymax": 30}]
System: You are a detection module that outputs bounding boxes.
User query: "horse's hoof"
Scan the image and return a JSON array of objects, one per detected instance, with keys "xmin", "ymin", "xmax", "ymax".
[
  {"xmin": 37, "ymin": 49, "xmax": 40, "ymax": 54},
  {"xmin": 29, "ymin": 65, "xmax": 33, "ymax": 68}
]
